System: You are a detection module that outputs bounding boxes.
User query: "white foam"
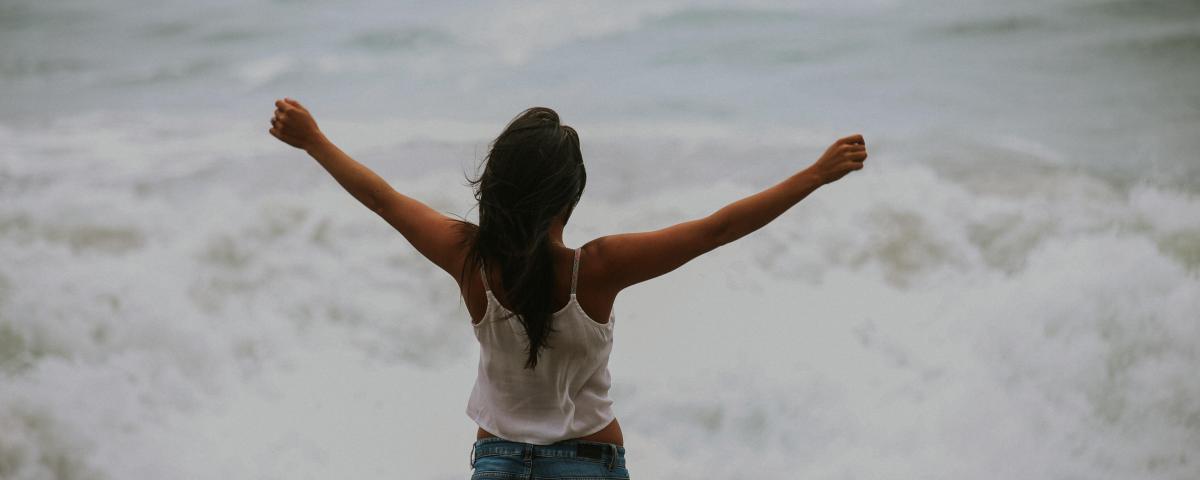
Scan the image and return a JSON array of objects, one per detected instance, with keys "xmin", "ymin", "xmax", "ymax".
[{"xmin": 3, "ymin": 115, "xmax": 1198, "ymax": 478}]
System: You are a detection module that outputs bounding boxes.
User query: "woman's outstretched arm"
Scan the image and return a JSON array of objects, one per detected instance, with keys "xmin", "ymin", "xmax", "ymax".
[
  {"xmin": 708, "ymin": 134, "xmax": 866, "ymax": 244},
  {"xmin": 269, "ymin": 98, "xmax": 465, "ymax": 279},
  {"xmin": 589, "ymin": 134, "xmax": 867, "ymax": 294}
]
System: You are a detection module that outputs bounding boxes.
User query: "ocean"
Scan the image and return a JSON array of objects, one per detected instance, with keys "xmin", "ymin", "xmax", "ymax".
[{"xmin": 1, "ymin": 0, "xmax": 1198, "ymax": 478}]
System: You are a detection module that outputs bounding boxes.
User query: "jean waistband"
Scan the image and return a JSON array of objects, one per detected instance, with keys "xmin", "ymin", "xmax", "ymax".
[{"xmin": 469, "ymin": 437, "xmax": 625, "ymax": 469}]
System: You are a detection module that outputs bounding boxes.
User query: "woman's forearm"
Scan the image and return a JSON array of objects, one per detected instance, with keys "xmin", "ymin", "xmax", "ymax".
[
  {"xmin": 267, "ymin": 98, "xmax": 393, "ymax": 212},
  {"xmin": 305, "ymin": 137, "xmax": 392, "ymax": 212},
  {"xmin": 710, "ymin": 166, "xmax": 824, "ymax": 245},
  {"xmin": 708, "ymin": 135, "xmax": 867, "ymax": 245}
]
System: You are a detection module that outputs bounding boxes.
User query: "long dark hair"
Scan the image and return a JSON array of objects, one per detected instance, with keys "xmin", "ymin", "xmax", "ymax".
[{"xmin": 458, "ymin": 107, "xmax": 586, "ymax": 369}]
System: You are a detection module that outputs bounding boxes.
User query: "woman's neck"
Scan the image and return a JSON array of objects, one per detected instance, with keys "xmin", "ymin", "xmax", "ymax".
[{"xmin": 547, "ymin": 216, "xmax": 567, "ymax": 248}]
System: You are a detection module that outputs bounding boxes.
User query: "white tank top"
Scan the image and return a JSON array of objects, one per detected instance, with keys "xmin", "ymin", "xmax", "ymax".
[{"xmin": 466, "ymin": 248, "xmax": 616, "ymax": 445}]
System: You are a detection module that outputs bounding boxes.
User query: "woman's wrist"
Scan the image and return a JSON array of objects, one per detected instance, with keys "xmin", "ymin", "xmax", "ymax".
[
  {"xmin": 796, "ymin": 165, "xmax": 827, "ymax": 188},
  {"xmin": 303, "ymin": 133, "xmax": 333, "ymax": 155}
]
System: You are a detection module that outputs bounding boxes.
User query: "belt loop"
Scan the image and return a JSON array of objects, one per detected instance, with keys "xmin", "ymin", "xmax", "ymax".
[
  {"xmin": 606, "ymin": 443, "xmax": 616, "ymax": 471},
  {"xmin": 469, "ymin": 442, "xmax": 476, "ymax": 469}
]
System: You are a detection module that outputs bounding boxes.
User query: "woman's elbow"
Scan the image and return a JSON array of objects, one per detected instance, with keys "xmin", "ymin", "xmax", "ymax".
[{"xmin": 706, "ymin": 213, "xmax": 737, "ymax": 247}]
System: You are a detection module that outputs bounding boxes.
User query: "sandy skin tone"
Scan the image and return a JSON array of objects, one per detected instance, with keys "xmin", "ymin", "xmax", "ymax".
[{"xmin": 269, "ymin": 98, "xmax": 868, "ymax": 446}]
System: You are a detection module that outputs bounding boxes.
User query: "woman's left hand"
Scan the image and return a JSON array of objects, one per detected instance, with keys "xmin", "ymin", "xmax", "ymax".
[{"xmin": 269, "ymin": 98, "xmax": 326, "ymax": 151}]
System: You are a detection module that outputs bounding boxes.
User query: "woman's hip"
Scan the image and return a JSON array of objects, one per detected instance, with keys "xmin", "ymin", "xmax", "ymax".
[{"xmin": 469, "ymin": 437, "xmax": 629, "ymax": 479}]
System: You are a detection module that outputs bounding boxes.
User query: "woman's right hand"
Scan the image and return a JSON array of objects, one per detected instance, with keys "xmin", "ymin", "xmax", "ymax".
[{"xmin": 810, "ymin": 134, "xmax": 868, "ymax": 184}]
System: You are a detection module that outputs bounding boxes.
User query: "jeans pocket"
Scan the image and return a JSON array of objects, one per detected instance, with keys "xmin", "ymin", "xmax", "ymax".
[
  {"xmin": 533, "ymin": 457, "xmax": 630, "ymax": 479},
  {"xmin": 470, "ymin": 454, "xmax": 526, "ymax": 480}
]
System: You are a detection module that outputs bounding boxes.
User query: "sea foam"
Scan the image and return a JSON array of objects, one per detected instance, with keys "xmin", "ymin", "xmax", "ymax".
[{"xmin": 2, "ymin": 114, "xmax": 1197, "ymax": 479}]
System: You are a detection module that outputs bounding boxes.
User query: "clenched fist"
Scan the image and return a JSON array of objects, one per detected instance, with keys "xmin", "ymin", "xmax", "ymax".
[
  {"xmin": 269, "ymin": 98, "xmax": 326, "ymax": 151},
  {"xmin": 810, "ymin": 134, "xmax": 868, "ymax": 184}
]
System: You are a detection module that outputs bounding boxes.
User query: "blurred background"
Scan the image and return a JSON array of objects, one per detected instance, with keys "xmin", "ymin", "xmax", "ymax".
[{"xmin": 1, "ymin": 0, "xmax": 1198, "ymax": 478}]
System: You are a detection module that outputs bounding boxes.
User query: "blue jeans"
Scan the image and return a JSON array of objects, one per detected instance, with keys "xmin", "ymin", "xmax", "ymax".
[{"xmin": 469, "ymin": 437, "xmax": 630, "ymax": 479}]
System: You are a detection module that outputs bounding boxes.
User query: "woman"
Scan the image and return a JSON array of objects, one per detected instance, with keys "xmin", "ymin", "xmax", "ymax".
[{"xmin": 269, "ymin": 99, "xmax": 867, "ymax": 478}]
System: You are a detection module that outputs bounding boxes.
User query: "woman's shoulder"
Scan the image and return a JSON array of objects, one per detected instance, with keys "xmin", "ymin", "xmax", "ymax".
[{"xmin": 575, "ymin": 239, "xmax": 621, "ymax": 301}]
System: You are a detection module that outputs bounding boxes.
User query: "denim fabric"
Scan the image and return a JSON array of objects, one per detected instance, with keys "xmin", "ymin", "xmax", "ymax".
[{"xmin": 469, "ymin": 437, "xmax": 630, "ymax": 480}]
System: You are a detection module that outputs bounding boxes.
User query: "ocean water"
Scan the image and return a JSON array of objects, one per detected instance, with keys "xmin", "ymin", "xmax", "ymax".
[{"xmin": 2, "ymin": 0, "xmax": 1198, "ymax": 479}]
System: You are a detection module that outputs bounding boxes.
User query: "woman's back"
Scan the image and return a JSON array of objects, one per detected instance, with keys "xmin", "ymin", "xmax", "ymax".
[
  {"xmin": 466, "ymin": 244, "xmax": 613, "ymax": 327},
  {"xmin": 467, "ymin": 247, "xmax": 617, "ymax": 445}
]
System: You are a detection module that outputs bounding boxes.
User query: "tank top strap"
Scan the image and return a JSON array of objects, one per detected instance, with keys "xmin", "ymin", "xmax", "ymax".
[
  {"xmin": 570, "ymin": 248, "xmax": 581, "ymax": 295},
  {"xmin": 479, "ymin": 265, "xmax": 490, "ymax": 292}
]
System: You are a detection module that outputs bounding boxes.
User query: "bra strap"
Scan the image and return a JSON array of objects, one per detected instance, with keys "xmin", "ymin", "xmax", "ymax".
[
  {"xmin": 479, "ymin": 265, "xmax": 490, "ymax": 292},
  {"xmin": 570, "ymin": 248, "xmax": 581, "ymax": 295}
]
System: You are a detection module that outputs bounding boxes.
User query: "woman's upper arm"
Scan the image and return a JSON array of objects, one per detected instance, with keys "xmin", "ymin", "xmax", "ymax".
[
  {"xmin": 372, "ymin": 187, "xmax": 467, "ymax": 282},
  {"xmin": 590, "ymin": 214, "xmax": 728, "ymax": 293}
]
